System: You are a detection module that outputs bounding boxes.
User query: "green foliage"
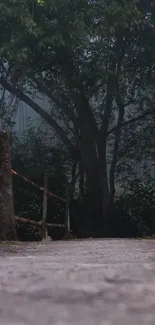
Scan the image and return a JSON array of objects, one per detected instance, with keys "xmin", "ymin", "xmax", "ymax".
[
  {"xmin": 0, "ymin": 0, "xmax": 37, "ymax": 62},
  {"xmin": 16, "ymin": 222, "xmax": 42, "ymax": 241},
  {"xmin": 37, "ymin": 0, "xmax": 45, "ymax": 4},
  {"xmin": 1, "ymin": 0, "xmax": 155, "ymax": 149},
  {"xmin": 1, "ymin": 0, "xmax": 155, "ymax": 237},
  {"xmin": 108, "ymin": 181, "xmax": 155, "ymax": 237},
  {"xmin": 12, "ymin": 124, "xmax": 68, "ymax": 228}
]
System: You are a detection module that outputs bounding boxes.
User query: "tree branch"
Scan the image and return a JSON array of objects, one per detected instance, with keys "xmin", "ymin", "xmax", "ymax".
[
  {"xmin": 107, "ymin": 109, "xmax": 152, "ymax": 136},
  {"xmin": 34, "ymin": 78, "xmax": 79, "ymax": 132},
  {"xmin": 107, "ymin": 96, "xmax": 155, "ymax": 136},
  {"xmin": 101, "ymin": 59, "xmax": 118, "ymax": 139},
  {"xmin": 109, "ymin": 96, "xmax": 124, "ymax": 197},
  {"xmin": 0, "ymin": 78, "xmax": 75, "ymax": 152}
]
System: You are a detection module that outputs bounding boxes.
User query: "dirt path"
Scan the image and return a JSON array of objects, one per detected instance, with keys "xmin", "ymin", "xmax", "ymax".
[{"xmin": 0, "ymin": 239, "xmax": 155, "ymax": 325}]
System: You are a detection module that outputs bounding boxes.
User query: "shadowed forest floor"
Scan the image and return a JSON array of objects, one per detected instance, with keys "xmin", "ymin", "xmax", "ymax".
[{"xmin": 0, "ymin": 239, "xmax": 155, "ymax": 325}]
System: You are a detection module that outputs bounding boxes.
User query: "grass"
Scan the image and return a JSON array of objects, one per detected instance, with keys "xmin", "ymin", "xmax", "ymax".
[
  {"xmin": 0, "ymin": 241, "xmax": 22, "ymax": 246},
  {"xmin": 62, "ymin": 232, "xmax": 77, "ymax": 240}
]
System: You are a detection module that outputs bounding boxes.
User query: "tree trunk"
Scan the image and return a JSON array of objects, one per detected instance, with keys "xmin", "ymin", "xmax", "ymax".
[
  {"xmin": 65, "ymin": 160, "xmax": 77, "ymax": 237},
  {"xmin": 79, "ymin": 137, "xmax": 109, "ymax": 238},
  {"xmin": 72, "ymin": 90, "xmax": 110, "ymax": 237},
  {"xmin": 40, "ymin": 173, "xmax": 48, "ymax": 240},
  {"xmin": 0, "ymin": 132, "xmax": 17, "ymax": 241}
]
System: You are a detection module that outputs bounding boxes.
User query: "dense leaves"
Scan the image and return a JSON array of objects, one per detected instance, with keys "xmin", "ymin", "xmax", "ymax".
[
  {"xmin": 12, "ymin": 124, "xmax": 68, "ymax": 225},
  {"xmin": 108, "ymin": 181, "xmax": 155, "ymax": 238},
  {"xmin": 1, "ymin": 0, "xmax": 155, "ymax": 236}
]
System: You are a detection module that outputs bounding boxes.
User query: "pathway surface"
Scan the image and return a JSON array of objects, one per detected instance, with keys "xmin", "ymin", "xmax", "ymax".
[{"xmin": 0, "ymin": 239, "xmax": 155, "ymax": 325}]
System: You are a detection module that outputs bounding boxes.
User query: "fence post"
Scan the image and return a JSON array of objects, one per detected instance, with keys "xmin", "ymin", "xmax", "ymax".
[
  {"xmin": 65, "ymin": 161, "xmax": 77, "ymax": 238},
  {"xmin": 65, "ymin": 188, "xmax": 71, "ymax": 236},
  {"xmin": 65, "ymin": 182, "xmax": 74, "ymax": 237},
  {"xmin": 41, "ymin": 173, "xmax": 48, "ymax": 240},
  {"xmin": 0, "ymin": 131, "xmax": 17, "ymax": 241}
]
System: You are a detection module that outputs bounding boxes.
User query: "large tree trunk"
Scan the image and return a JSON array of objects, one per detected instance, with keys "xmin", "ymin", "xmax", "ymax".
[
  {"xmin": 0, "ymin": 132, "xmax": 17, "ymax": 241},
  {"xmin": 78, "ymin": 133, "xmax": 109, "ymax": 238},
  {"xmin": 71, "ymin": 90, "xmax": 110, "ymax": 237}
]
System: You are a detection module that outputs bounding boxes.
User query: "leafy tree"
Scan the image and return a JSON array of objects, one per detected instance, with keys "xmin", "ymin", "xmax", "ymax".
[{"xmin": 1, "ymin": 0, "xmax": 155, "ymax": 236}]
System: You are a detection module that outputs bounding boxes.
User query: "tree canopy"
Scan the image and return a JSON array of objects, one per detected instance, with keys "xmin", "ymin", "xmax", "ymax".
[{"xmin": 1, "ymin": 0, "xmax": 155, "ymax": 236}]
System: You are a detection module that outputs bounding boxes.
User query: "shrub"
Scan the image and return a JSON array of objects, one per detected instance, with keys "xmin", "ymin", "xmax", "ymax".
[{"xmin": 108, "ymin": 181, "xmax": 155, "ymax": 237}]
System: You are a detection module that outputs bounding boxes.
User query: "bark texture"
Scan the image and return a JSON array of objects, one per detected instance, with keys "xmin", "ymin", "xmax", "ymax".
[{"xmin": 0, "ymin": 131, "xmax": 17, "ymax": 241}]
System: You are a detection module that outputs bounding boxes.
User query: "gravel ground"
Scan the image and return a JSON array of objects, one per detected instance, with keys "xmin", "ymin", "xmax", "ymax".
[{"xmin": 0, "ymin": 239, "xmax": 155, "ymax": 325}]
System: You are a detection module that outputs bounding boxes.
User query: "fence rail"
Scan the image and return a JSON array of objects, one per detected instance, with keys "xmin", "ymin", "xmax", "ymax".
[
  {"xmin": 12, "ymin": 169, "xmax": 66, "ymax": 229},
  {"xmin": 15, "ymin": 216, "xmax": 65, "ymax": 228},
  {"xmin": 12, "ymin": 169, "xmax": 66, "ymax": 202}
]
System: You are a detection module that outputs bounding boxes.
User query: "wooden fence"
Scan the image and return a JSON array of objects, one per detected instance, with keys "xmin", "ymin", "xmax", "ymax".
[{"xmin": 12, "ymin": 169, "xmax": 66, "ymax": 238}]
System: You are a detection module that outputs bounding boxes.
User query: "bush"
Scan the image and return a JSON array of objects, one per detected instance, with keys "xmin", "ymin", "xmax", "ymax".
[
  {"xmin": 16, "ymin": 222, "xmax": 42, "ymax": 241},
  {"xmin": 108, "ymin": 181, "xmax": 155, "ymax": 238}
]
